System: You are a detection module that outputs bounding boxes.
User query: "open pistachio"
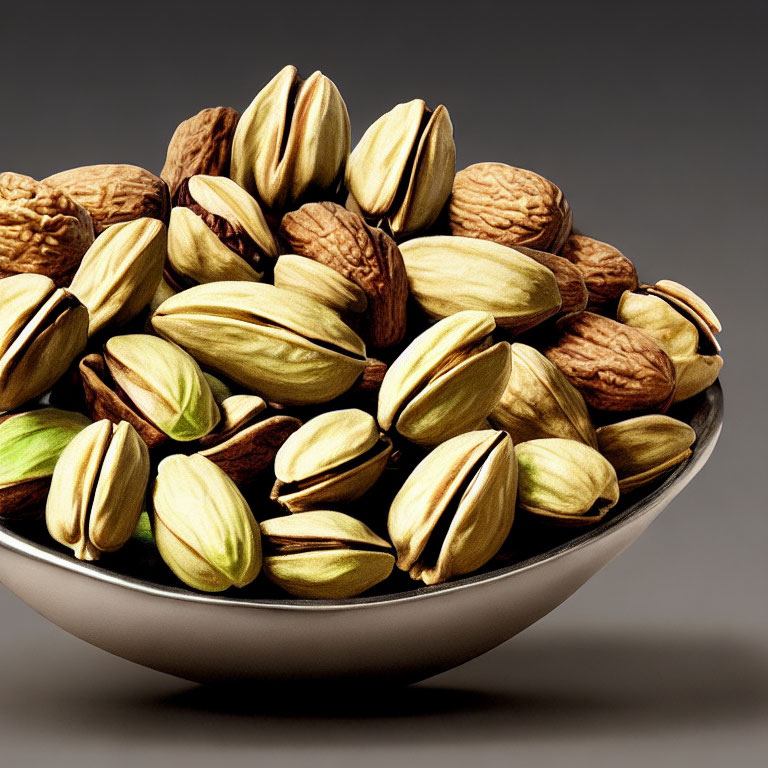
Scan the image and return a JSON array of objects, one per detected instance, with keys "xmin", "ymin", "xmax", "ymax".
[
  {"xmin": 261, "ymin": 510, "xmax": 394, "ymax": 599},
  {"xmin": 104, "ymin": 334, "xmax": 220, "ymax": 442},
  {"xmin": 46, "ymin": 420, "xmax": 149, "ymax": 560},
  {"xmin": 167, "ymin": 175, "xmax": 279, "ymax": 287},
  {"xmin": 272, "ymin": 254, "xmax": 368, "ymax": 319},
  {"xmin": 69, "ymin": 217, "xmax": 166, "ymax": 337},
  {"xmin": 596, "ymin": 415, "xmax": 696, "ymax": 492},
  {"xmin": 0, "ymin": 408, "xmax": 91, "ymax": 519},
  {"xmin": 346, "ymin": 99, "xmax": 455, "ymax": 238},
  {"xmin": 399, "ymin": 235, "xmax": 562, "ymax": 332},
  {"xmin": 152, "ymin": 453, "xmax": 262, "ymax": 592},
  {"xmin": 515, "ymin": 438, "xmax": 619, "ymax": 525},
  {"xmin": 0, "ymin": 273, "xmax": 89, "ymax": 411},
  {"xmin": 230, "ymin": 65, "xmax": 350, "ymax": 213},
  {"xmin": 152, "ymin": 282, "xmax": 367, "ymax": 405},
  {"xmin": 271, "ymin": 409, "xmax": 392, "ymax": 512},
  {"xmin": 490, "ymin": 343, "xmax": 597, "ymax": 447},
  {"xmin": 617, "ymin": 280, "xmax": 723, "ymax": 402},
  {"xmin": 389, "ymin": 429, "xmax": 517, "ymax": 585},
  {"xmin": 378, "ymin": 310, "xmax": 511, "ymax": 447}
]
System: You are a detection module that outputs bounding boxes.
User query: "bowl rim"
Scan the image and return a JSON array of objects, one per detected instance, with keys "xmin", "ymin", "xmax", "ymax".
[{"xmin": 0, "ymin": 383, "xmax": 723, "ymax": 612}]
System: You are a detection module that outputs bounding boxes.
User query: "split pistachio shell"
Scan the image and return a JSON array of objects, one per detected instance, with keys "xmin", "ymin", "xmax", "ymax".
[
  {"xmin": 490, "ymin": 343, "xmax": 597, "ymax": 447},
  {"xmin": 273, "ymin": 254, "xmax": 368, "ymax": 317},
  {"xmin": 152, "ymin": 453, "xmax": 262, "ymax": 592},
  {"xmin": 515, "ymin": 438, "xmax": 619, "ymax": 525},
  {"xmin": 399, "ymin": 236, "xmax": 562, "ymax": 331},
  {"xmin": 46, "ymin": 420, "xmax": 150, "ymax": 560},
  {"xmin": 388, "ymin": 429, "xmax": 517, "ymax": 585},
  {"xmin": 378, "ymin": 310, "xmax": 511, "ymax": 447},
  {"xmin": 230, "ymin": 65, "xmax": 350, "ymax": 212},
  {"xmin": 151, "ymin": 281, "xmax": 367, "ymax": 405},
  {"xmin": 104, "ymin": 334, "xmax": 220, "ymax": 442},
  {"xmin": 596, "ymin": 415, "xmax": 696, "ymax": 492},
  {"xmin": 167, "ymin": 175, "xmax": 279, "ymax": 287},
  {"xmin": 272, "ymin": 409, "xmax": 392, "ymax": 512},
  {"xmin": 68, "ymin": 217, "xmax": 166, "ymax": 336},
  {"xmin": 0, "ymin": 273, "xmax": 89, "ymax": 411},
  {"xmin": 617, "ymin": 289, "xmax": 723, "ymax": 402},
  {"xmin": 346, "ymin": 99, "xmax": 455, "ymax": 238},
  {"xmin": 0, "ymin": 408, "xmax": 91, "ymax": 519},
  {"xmin": 261, "ymin": 510, "xmax": 394, "ymax": 598}
]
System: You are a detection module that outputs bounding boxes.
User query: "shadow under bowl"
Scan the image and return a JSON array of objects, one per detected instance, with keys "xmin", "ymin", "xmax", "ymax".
[{"xmin": 0, "ymin": 383, "xmax": 723, "ymax": 685}]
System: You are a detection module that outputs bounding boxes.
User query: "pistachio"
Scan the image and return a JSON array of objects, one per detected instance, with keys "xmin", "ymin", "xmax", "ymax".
[
  {"xmin": 378, "ymin": 310, "xmax": 511, "ymax": 447},
  {"xmin": 43, "ymin": 164, "xmax": 170, "ymax": 235},
  {"xmin": 46, "ymin": 420, "xmax": 150, "ymax": 560},
  {"xmin": 0, "ymin": 408, "xmax": 91, "ymax": 519},
  {"xmin": 596, "ymin": 415, "xmax": 696, "ymax": 492},
  {"xmin": 449, "ymin": 163, "xmax": 572, "ymax": 253},
  {"xmin": 279, "ymin": 202, "xmax": 408, "ymax": 348},
  {"xmin": 544, "ymin": 311, "xmax": 677, "ymax": 412},
  {"xmin": 167, "ymin": 175, "xmax": 279, "ymax": 287},
  {"xmin": 388, "ymin": 429, "xmax": 517, "ymax": 585},
  {"xmin": 152, "ymin": 453, "xmax": 262, "ymax": 592},
  {"xmin": 230, "ymin": 65, "xmax": 350, "ymax": 213},
  {"xmin": 69, "ymin": 217, "xmax": 166, "ymax": 337},
  {"xmin": 346, "ymin": 99, "xmax": 455, "ymax": 238},
  {"xmin": 104, "ymin": 334, "xmax": 220, "ymax": 442},
  {"xmin": 261, "ymin": 510, "xmax": 394, "ymax": 599},
  {"xmin": 490, "ymin": 343, "xmax": 597, "ymax": 447},
  {"xmin": 0, "ymin": 273, "xmax": 89, "ymax": 411},
  {"xmin": 0, "ymin": 172, "xmax": 94, "ymax": 286},
  {"xmin": 515, "ymin": 438, "xmax": 619, "ymax": 525},
  {"xmin": 399, "ymin": 235, "xmax": 562, "ymax": 332},
  {"xmin": 151, "ymin": 282, "xmax": 367, "ymax": 405},
  {"xmin": 559, "ymin": 234, "xmax": 639, "ymax": 311},
  {"xmin": 617, "ymin": 281, "xmax": 723, "ymax": 402},
  {"xmin": 513, "ymin": 246, "xmax": 588, "ymax": 315},
  {"xmin": 271, "ymin": 409, "xmax": 392, "ymax": 512},
  {"xmin": 161, "ymin": 106, "xmax": 240, "ymax": 202},
  {"xmin": 272, "ymin": 254, "xmax": 368, "ymax": 319}
]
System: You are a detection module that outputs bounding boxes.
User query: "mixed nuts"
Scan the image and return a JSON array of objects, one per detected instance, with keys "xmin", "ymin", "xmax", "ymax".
[{"xmin": 0, "ymin": 65, "xmax": 723, "ymax": 599}]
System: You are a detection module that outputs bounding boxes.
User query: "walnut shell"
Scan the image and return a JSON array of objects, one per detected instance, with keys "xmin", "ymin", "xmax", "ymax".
[
  {"xmin": 0, "ymin": 172, "xmax": 94, "ymax": 286},
  {"xmin": 514, "ymin": 246, "xmax": 588, "ymax": 315},
  {"xmin": 449, "ymin": 162, "xmax": 572, "ymax": 252},
  {"xmin": 43, "ymin": 164, "xmax": 170, "ymax": 235},
  {"xmin": 543, "ymin": 312, "xmax": 676, "ymax": 412},
  {"xmin": 560, "ymin": 234, "xmax": 638, "ymax": 311},
  {"xmin": 280, "ymin": 202, "xmax": 408, "ymax": 349},
  {"xmin": 161, "ymin": 107, "xmax": 240, "ymax": 202}
]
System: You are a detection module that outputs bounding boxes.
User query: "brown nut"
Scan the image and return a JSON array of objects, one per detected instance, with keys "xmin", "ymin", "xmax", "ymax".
[
  {"xmin": 448, "ymin": 162, "xmax": 572, "ymax": 253},
  {"xmin": 543, "ymin": 311, "xmax": 677, "ymax": 412},
  {"xmin": 514, "ymin": 246, "xmax": 588, "ymax": 315},
  {"xmin": 559, "ymin": 234, "xmax": 639, "ymax": 311},
  {"xmin": 280, "ymin": 202, "xmax": 408, "ymax": 349},
  {"xmin": 43, "ymin": 164, "xmax": 170, "ymax": 235},
  {"xmin": 160, "ymin": 107, "xmax": 240, "ymax": 202},
  {"xmin": 0, "ymin": 172, "xmax": 94, "ymax": 286}
]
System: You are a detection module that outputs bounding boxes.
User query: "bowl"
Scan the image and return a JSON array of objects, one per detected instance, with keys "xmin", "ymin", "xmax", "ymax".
[{"xmin": 0, "ymin": 383, "xmax": 723, "ymax": 685}]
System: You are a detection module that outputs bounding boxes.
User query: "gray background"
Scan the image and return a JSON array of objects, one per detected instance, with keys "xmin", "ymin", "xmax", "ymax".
[{"xmin": 1, "ymin": 1, "xmax": 766, "ymax": 765}]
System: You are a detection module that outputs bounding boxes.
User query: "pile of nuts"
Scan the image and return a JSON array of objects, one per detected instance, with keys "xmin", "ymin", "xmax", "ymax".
[{"xmin": 0, "ymin": 65, "xmax": 723, "ymax": 598}]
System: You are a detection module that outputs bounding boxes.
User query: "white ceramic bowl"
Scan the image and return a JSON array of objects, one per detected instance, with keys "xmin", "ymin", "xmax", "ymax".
[{"xmin": 0, "ymin": 384, "xmax": 722, "ymax": 685}]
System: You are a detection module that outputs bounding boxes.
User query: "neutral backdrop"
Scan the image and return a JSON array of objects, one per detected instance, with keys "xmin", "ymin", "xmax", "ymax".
[{"xmin": 1, "ymin": 1, "xmax": 766, "ymax": 766}]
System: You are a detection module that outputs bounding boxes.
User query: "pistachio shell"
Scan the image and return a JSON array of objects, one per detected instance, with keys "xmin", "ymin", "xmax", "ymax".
[
  {"xmin": 152, "ymin": 453, "xmax": 261, "ymax": 592},
  {"xmin": 68, "ymin": 217, "xmax": 166, "ymax": 336},
  {"xmin": 388, "ymin": 429, "xmax": 517, "ymax": 585},
  {"xmin": 515, "ymin": 438, "xmax": 619, "ymax": 524},
  {"xmin": 596, "ymin": 415, "xmax": 696, "ymax": 492},
  {"xmin": 104, "ymin": 334, "xmax": 220, "ymax": 442},
  {"xmin": 260, "ymin": 509, "xmax": 391, "ymax": 549},
  {"xmin": 45, "ymin": 420, "xmax": 149, "ymax": 560},
  {"xmin": 490, "ymin": 343, "xmax": 597, "ymax": 447},
  {"xmin": 399, "ymin": 236, "xmax": 561, "ymax": 331},
  {"xmin": 152, "ymin": 281, "xmax": 367, "ymax": 405}
]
